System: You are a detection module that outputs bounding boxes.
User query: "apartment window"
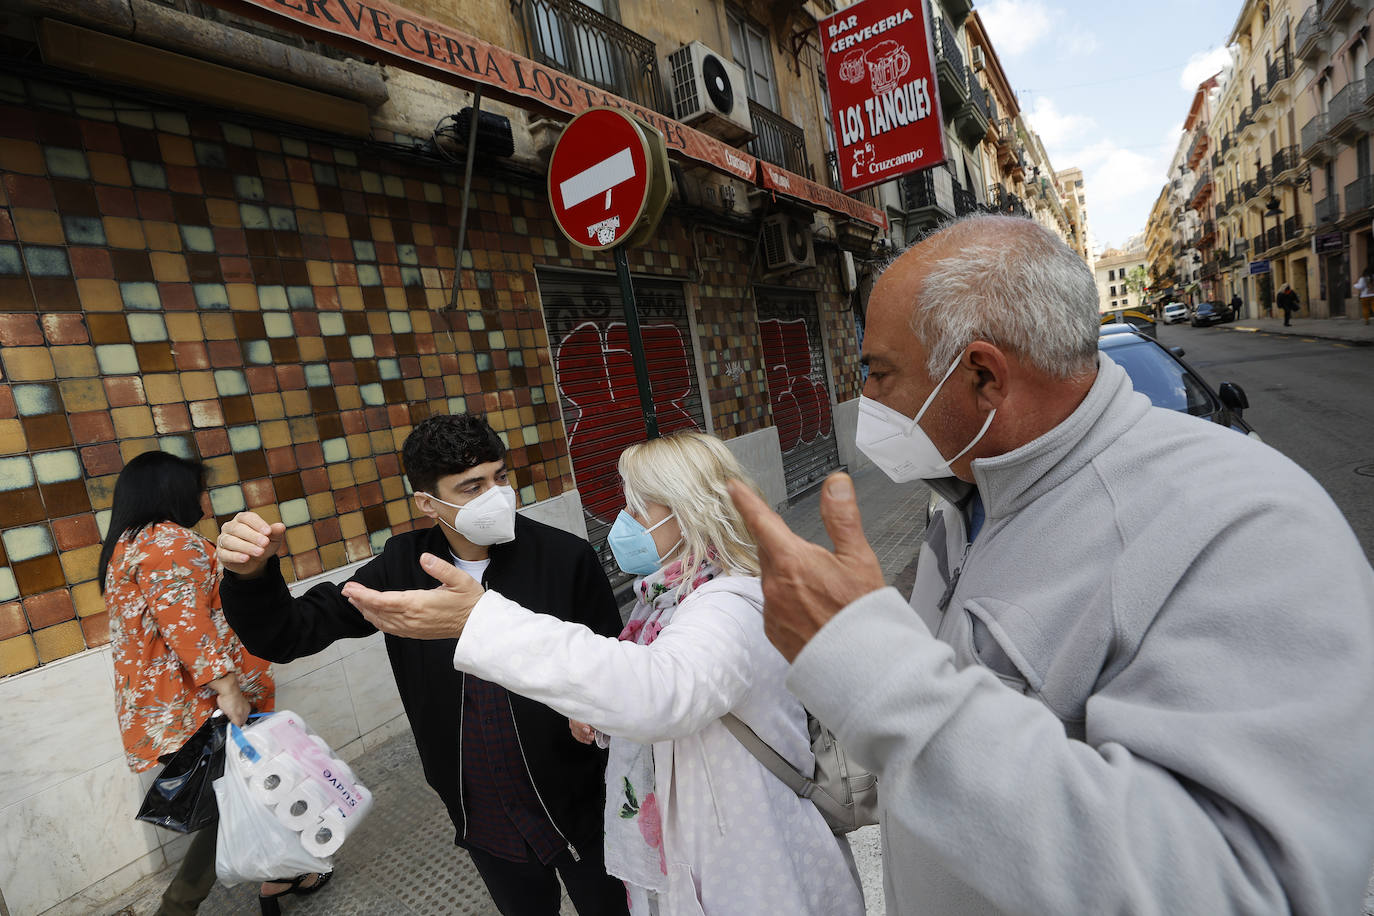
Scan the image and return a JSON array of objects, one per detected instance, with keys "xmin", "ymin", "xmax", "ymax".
[
  {"xmin": 1110, "ymin": 285, "xmax": 1117, "ymax": 296},
  {"xmin": 727, "ymin": 10, "xmax": 778, "ymax": 109}
]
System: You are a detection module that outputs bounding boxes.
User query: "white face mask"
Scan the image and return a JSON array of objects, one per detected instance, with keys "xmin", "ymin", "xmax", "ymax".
[
  {"xmin": 417, "ymin": 485, "xmax": 517, "ymax": 546},
  {"xmin": 856, "ymin": 353, "xmax": 996, "ymax": 483}
]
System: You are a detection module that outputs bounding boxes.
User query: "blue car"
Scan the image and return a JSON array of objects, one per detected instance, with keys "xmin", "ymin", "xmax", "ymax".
[{"xmin": 1098, "ymin": 325, "xmax": 1257, "ymax": 437}]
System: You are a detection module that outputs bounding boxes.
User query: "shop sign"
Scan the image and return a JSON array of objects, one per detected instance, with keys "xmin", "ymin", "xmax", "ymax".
[
  {"xmin": 202, "ymin": 0, "xmax": 889, "ymax": 229},
  {"xmin": 1314, "ymin": 231, "xmax": 1347, "ymax": 254},
  {"xmin": 818, "ymin": 0, "xmax": 945, "ymax": 193},
  {"xmin": 1248, "ymin": 259, "xmax": 1271, "ymax": 275}
]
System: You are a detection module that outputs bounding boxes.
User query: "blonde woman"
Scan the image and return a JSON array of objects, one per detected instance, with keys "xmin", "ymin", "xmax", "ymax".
[{"xmin": 341, "ymin": 432, "xmax": 864, "ymax": 916}]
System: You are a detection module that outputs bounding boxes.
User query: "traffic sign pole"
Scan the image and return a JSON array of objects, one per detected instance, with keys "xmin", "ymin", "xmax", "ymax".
[
  {"xmin": 614, "ymin": 246, "xmax": 658, "ymax": 439},
  {"xmin": 546, "ymin": 108, "xmax": 673, "ymax": 442}
]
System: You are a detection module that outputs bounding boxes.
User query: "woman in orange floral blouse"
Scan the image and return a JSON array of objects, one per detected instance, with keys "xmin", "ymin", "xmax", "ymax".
[{"xmin": 101, "ymin": 451, "xmax": 324, "ymax": 915}]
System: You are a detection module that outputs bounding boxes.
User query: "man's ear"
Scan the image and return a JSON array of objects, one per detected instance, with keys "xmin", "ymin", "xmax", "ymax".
[
  {"xmin": 964, "ymin": 341, "xmax": 1011, "ymax": 411},
  {"xmin": 413, "ymin": 492, "xmax": 438, "ymax": 518}
]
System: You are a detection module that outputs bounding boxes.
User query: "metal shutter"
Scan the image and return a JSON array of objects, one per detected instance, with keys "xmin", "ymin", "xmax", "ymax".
[
  {"xmin": 538, "ymin": 268, "xmax": 706, "ymax": 588},
  {"xmin": 755, "ymin": 287, "xmax": 840, "ymax": 497}
]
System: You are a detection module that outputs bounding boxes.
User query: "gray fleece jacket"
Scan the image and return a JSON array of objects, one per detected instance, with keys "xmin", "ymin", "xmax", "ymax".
[{"xmin": 788, "ymin": 355, "xmax": 1374, "ymax": 914}]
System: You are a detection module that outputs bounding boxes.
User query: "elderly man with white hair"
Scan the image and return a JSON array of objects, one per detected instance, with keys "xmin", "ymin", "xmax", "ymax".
[{"xmin": 728, "ymin": 214, "xmax": 1374, "ymax": 914}]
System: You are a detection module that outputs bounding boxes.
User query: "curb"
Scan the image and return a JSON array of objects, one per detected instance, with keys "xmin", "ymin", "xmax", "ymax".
[{"xmin": 1219, "ymin": 324, "xmax": 1374, "ymax": 347}]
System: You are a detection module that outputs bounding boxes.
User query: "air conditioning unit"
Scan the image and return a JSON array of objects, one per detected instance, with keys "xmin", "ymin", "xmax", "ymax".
[
  {"xmin": 667, "ymin": 41, "xmax": 754, "ymax": 143},
  {"xmin": 762, "ymin": 213, "xmax": 816, "ymax": 272},
  {"xmin": 970, "ymin": 46, "xmax": 987, "ymax": 71}
]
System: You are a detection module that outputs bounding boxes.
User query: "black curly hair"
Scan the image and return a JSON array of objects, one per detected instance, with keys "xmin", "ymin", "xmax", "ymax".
[{"xmin": 401, "ymin": 413, "xmax": 506, "ymax": 495}]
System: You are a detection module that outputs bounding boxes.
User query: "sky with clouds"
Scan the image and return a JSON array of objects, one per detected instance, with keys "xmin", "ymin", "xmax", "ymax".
[{"xmin": 977, "ymin": 0, "xmax": 1240, "ymax": 254}]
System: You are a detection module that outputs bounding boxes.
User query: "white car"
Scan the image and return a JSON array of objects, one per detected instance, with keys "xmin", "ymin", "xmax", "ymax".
[{"xmin": 1162, "ymin": 302, "xmax": 1188, "ymax": 324}]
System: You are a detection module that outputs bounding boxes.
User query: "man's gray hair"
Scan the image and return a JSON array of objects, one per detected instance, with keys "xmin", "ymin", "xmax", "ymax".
[{"xmin": 903, "ymin": 214, "xmax": 1100, "ymax": 380}]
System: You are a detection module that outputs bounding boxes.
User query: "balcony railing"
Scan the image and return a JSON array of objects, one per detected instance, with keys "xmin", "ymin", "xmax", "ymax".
[
  {"xmin": 1315, "ymin": 194, "xmax": 1338, "ymax": 224},
  {"xmin": 986, "ymin": 183, "xmax": 1026, "ymax": 216},
  {"xmin": 1367, "ymin": 59, "xmax": 1374, "ymax": 104},
  {"xmin": 1242, "ymin": 178, "xmax": 1260, "ymax": 201},
  {"xmin": 1251, "ymin": 87, "xmax": 1266, "ymax": 114},
  {"xmin": 520, "ymin": 0, "xmax": 667, "ymax": 113},
  {"xmin": 1224, "ymin": 189, "xmax": 1239, "ymax": 212},
  {"xmin": 933, "ymin": 17, "xmax": 966, "ymax": 85},
  {"xmin": 1201, "ymin": 218, "xmax": 1216, "ymax": 239},
  {"xmin": 1236, "ymin": 106, "xmax": 1254, "ymax": 134},
  {"xmin": 966, "ymin": 74, "xmax": 991, "ymax": 123},
  {"xmin": 1345, "ymin": 175, "xmax": 1374, "ymax": 214},
  {"xmin": 1232, "ymin": 239, "xmax": 1249, "ymax": 258},
  {"xmin": 1201, "ymin": 261, "xmax": 1219, "ymax": 280},
  {"xmin": 1265, "ymin": 226, "xmax": 1282, "ymax": 250},
  {"xmin": 1330, "ymin": 80, "xmax": 1366, "ymax": 134},
  {"xmin": 901, "ymin": 167, "xmax": 954, "ymax": 217},
  {"xmin": 953, "ymin": 185, "xmax": 978, "ymax": 216},
  {"xmin": 749, "ymin": 100, "xmax": 809, "ymax": 176},
  {"xmin": 1284, "ymin": 213, "xmax": 1304, "ymax": 240},
  {"xmin": 1220, "ymin": 133, "xmax": 1233, "ymax": 156},
  {"xmin": 1250, "ymin": 233, "xmax": 1265, "ymax": 253},
  {"xmin": 1301, "ymin": 113, "xmax": 1328, "ymax": 155},
  {"xmin": 1271, "ymin": 145, "xmax": 1299, "ymax": 177},
  {"xmin": 1295, "ymin": 6, "xmax": 1327, "ymax": 59},
  {"xmin": 1188, "ymin": 170, "xmax": 1212, "ymax": 207},
  {"xmin": 1266, "ymin": 53, "xmax": 1293, "ymax": 92}
]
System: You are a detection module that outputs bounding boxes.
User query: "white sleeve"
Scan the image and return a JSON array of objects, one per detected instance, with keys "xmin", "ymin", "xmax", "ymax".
[{"xmin": 452, "ymin": 589, "xmax": 754, "ymax": 743}]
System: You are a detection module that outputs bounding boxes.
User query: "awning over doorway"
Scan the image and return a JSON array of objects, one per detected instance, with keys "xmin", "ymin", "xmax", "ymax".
[{"xmin": 204, "ymin": 0, "xmax": 887, "ymax": 230}]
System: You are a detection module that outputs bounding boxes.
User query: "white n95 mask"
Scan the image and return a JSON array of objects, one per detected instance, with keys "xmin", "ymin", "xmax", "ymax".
[
  {"xmin": 856, "ymin": 354, "xmax": 996, "ymax": 482},
  {"xmin": 417, "ymin": 485, "xmax": 517, "ymax": 545}
]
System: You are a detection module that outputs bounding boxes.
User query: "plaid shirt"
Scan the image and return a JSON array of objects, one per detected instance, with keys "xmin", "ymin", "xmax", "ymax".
[{"xmin": 460, "ymin": 673, "xmax": 566, "ymax": 864}]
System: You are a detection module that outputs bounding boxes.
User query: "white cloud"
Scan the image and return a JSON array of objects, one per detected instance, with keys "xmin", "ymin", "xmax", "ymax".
[
  {"xmin": 1023, "ymin": 96, "xmax": 1094, "ymax": 152},
  {"xmin": 979, "ymin": 0, "xmax": 1055, "ymax": 57},
  {"xmin": 1179, "ymin": 47, "xmax": 1231, "ymax": 92}
]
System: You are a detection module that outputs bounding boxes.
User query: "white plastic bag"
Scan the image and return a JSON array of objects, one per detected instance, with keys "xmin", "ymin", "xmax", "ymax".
[{"xmin": 213, "ymin": 711, "xmax": 369, "ymax": 885}]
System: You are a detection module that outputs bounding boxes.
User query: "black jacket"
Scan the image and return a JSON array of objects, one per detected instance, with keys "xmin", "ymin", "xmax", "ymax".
[{"xmin": 221, "ymin": 515, "xmax": 622, "ymax": 855}]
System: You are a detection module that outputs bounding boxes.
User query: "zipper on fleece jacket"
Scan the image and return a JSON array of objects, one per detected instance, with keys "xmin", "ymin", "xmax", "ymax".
[{"xmin": 506, "ymin": 694, "xmax": 581, "ymax": 861}]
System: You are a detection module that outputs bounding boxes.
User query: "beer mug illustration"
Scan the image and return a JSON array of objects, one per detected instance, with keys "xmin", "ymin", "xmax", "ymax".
[
  {"xmin": 839, "ymin": 48, "xmax": 866, "ymax": 84},
  {"xmin": 866, "ymin": 40, "xmax": 910, "ymax": 94}
]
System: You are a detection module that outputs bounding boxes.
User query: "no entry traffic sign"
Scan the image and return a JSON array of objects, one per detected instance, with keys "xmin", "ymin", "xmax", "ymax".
[{"xmin": 548, "ymin": 108, "xmax": 671, "ymax": 251}]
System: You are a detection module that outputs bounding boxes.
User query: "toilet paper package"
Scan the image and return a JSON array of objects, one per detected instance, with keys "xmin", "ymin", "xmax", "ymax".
[{"xmin": 213, "ymin": 710, "xmax": 372, "ymax": 884}]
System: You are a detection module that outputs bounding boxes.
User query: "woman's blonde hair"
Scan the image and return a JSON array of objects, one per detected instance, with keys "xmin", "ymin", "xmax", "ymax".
[{"xmin": 618, "ymin": 431, "xmax": 761, "ymax": 586}]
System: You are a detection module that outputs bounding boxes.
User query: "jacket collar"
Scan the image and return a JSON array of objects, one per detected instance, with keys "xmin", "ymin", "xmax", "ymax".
[{"xmin": 969, "ymin": 353, "xmax": 1146, "ymax": 521}]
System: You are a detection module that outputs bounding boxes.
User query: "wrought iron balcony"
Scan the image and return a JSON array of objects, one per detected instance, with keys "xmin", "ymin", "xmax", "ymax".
[
  {"xmin": 986, "ymin": 183, "xmax": 1026, "ymax": 216},
  {"xmin": 901, "ymin": 167, "xmax": 958, "ymax": 222},
  {"xmin": 933, "ymin": 17, "xmax": 968, "ymax": 110},
  {"xmin": 1284, "ymin": 213, "xmax": 1304, "ymax": 240},
  {"xmin": 1315, "ymin": 194, "xmax": 1338, "ymax": 224},
  {"xmin": 1236, "ymin": 106, "xmax": 1254, "ymax": 134},
  {"xmin": 1265, "ymin": 226, "xmax": 1282, "ymax": 250},
  {"xmin": 1242, "ymin": 177, "xmax": 1260, "ymax": 202},
  {"xmin": 1188, "ymin": 170, "xmax": 1213, "ymax": 208},
  {"xmin": 1329, "ymin": 80, "xmax": 1367, "ymax": 137},
  {"xmin": 1295, "ymin": 6, "xmax": 1328, "ymax": 60},
  {"xmin": 1201, "ymin": 219, "xmax": 1216, "ymax": 240},
  {"xmin": 519, "ymin": 0, "xmax": 667, "ymax": 113},
  {"xmin": 1344, "ymin": 175, "xmax": 1374, "ymax": 214},
  {"xmin": 1271, "ymin": 145, "xmax": 1299, "ymax": 177},
  {"xmin": 1201, "ymin": 261, "xmax": 1219, "ymax": 280},
  {"xmin": 953, "ymin": 184, "xmax": 978, "ymax": 216},
  {"xmin": 1224, "ymin": 189, "xmax": 1239, "ymax": 212},
  {"xmin": 1266, "ymin": 53, "xmax": 1293, "ymax": 93},
  {"xmin": 1250, "ymin": 233, "xmax": 1265, "ymax": 254},
  {"xmin": 749, "ymin": 100, "xmax": 809, "ymax": 176},
  {"xmin": 1251, "ymin": 87, "xmax": 1266, "ymax": 115},
  {"xmin": 1232, "ymin": 238, "xmax": 1249, "ymax": 258},
  {"xmin": 1367, "ymin": 60, "xmax": 1374, "ymax": 105},
  {"xmin": 1301, "ymin": 113, "xmax": 1328, "ymax": 157}
]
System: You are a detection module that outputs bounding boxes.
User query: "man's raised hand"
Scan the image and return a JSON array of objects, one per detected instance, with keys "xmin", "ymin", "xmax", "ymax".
[
  {"xmin": 727, "ymin": 472, "xmax": 886, "ymax": 661},
  {"xmin": 217, "ymin": 511, "xmax": 286, "ymax": 578},
  {"xmin": 341, "ymin": 552, "xmax": 485, "ymax": 640}
]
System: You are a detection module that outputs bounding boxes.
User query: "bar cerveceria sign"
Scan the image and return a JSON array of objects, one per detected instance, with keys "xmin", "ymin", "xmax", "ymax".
[
  {"xmin": 548, "ymin": 108, "xmax": 671, "ymax": 251},
  {"xmin": 818, "ymin": 0, "xmax": 946, "ymax": 193}
]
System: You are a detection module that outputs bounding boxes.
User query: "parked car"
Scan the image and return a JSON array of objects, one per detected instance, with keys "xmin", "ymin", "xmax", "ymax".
[
  {"xmin": 1098, "ymin": 324, "xmax": 1257, "ymax": 437},
  {"xmin": 1162, "ymin": 302, "xmax": 1188, "ymax": 324},
  {"xmin": 1190, "ymin": 301, "xmax": 1232, "ymax": 326},
  {"xmin": 1100, "ymin": 308, "xmax": 1158, "ymax": 339}
]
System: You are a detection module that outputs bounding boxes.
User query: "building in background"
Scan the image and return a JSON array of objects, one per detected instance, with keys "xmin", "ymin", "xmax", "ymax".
[
  {"xmin": 1148, "ymin": 0, "xmax": 1374, "ymax": 321},
  {"xmin": 1096, "ymin": 246, "xmax": 1149, "ymax": 312},
  {"xmin": 1057, "ymin": 165, "xmax": 1093, "ymax": 269}
]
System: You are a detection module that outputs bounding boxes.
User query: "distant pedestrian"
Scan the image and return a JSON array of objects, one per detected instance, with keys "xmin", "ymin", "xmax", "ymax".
[
  {"xmin": 1277, "ymin": 284, "xmax": 1299, "ymax": 326},
  {"xmin": 1229, "ymin": 292, "xmax": 1243, "ymax": 319},
  {"xmin": 1355, "ymin": 267, "xmax": 1374, "ymax": 325}
]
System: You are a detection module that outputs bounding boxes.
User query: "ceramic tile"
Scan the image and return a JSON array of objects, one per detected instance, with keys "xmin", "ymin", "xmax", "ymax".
[
  {"xmin": 32, "ymin": 449, "xmax": 81, "ymax": 484},
  {"xmin": 340, "ymin": 636, "xmax": 403, "ymax": 735},
  {"xmin": 0, "ymin": 648, "xmax": 125, "ymax": 807},
  {"xmin": 0, "ymin": 755, "xmax": 161, "ymax": 916},
  {"xmin": 272, "ymin": 657, "xmax": 360, "ymax": 752},
  {"xmin": 2, "ymin": 524, "xmax": 52, "ymax": 562}
]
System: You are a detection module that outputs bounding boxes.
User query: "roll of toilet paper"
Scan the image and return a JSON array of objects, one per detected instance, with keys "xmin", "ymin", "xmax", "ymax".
[
  {"xmin": 274, "ymin": 779, "xmax": 333, "ymax": 831},
  {"xmin": 345, "ymin": 781, "xmax": 374, "ymax": 822},
  {"xmin": 246, "ymin": 754, "xmax": 308, "ymax": 807},
  {"xmin": 300, "ymin": 811, "xmax": 347, "ymax": 857}
]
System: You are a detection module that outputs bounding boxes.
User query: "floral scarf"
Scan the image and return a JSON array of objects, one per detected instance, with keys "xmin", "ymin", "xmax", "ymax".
[{"xmin": 603, "ymin": 556, "xmax": 719, "ymax": 895}]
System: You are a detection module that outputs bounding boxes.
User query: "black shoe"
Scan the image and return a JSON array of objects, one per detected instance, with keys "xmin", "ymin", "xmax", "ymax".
[{"xmin": 259, "ymin": 872, "xmax": 333, "ymax": 915}]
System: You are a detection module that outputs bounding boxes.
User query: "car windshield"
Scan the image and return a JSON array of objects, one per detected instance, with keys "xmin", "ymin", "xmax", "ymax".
[{"xmin": 1103, "ymin": 339, "xmax": 1218, "ymax": 418}]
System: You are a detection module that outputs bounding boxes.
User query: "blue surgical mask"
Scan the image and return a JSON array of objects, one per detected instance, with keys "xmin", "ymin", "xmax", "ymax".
[{"xmin": 607, "ymin": 510, "xmax": 678, "ymax": 576}]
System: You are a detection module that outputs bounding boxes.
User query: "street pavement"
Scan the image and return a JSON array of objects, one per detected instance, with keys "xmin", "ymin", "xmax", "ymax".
[
  {"xmin": 1213, "ymin": 313, "xmax": 1374, "ymax": 345},
  {"xmin": 102, "ymin": 465, "xmax": 930, "ymax": 916}
]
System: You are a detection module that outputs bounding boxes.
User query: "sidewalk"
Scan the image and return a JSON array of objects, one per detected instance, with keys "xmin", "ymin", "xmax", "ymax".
[
  {"xmin": 100, "ymin": 465, "xmax": 928, "ymax": 916},
  {"xmin": 1218, "ymin": 314, "xmax": 1374, "ymax": 345}
]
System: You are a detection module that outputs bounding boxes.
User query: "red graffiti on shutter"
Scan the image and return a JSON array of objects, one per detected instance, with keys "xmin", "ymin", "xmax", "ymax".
[
  {"xmin": 555, "ymin": 321, "xmax": 699, "ymax": 523},
  {"xmin": 760, "ymin": 318, "xmax": 833, "ymax": 452}
]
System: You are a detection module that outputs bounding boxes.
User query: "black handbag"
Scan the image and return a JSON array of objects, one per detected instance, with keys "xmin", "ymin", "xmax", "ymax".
[{"xmin": 135, "ymin": 714, "xmax": 228, "ymax": 833}]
